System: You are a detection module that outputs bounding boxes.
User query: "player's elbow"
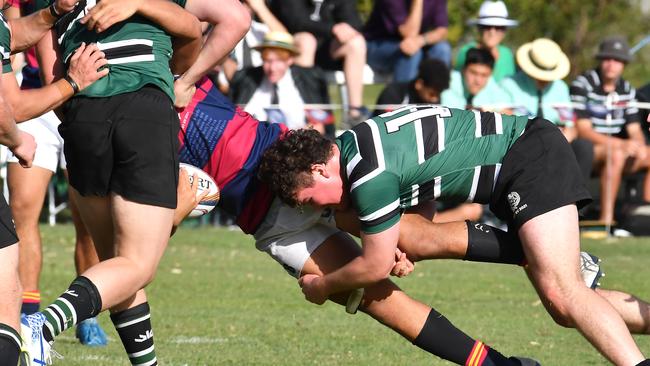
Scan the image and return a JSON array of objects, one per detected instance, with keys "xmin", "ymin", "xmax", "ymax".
[{"xmin": 365, "ymin": 260, "xmax": 394, "ymax": 283}]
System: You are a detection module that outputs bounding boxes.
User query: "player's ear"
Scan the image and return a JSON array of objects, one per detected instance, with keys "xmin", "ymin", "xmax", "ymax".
[{"xmin": 311, "ymin": 163, "xmax": 330, "ymax": 178}]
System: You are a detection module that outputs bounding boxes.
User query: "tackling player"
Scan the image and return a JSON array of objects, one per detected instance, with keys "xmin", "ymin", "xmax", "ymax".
[
  {"xmin": 258, "ymin": 106, "xmax": 650, "ymax": 365},
  {"xmin": 4, "ymin": 0, "xmax": 111, "ymax": 346},
  {"xmin": 172, "ymin": 77, "xmax": 539, "ymax": 366},
  {"xmin": 0, "ymin": 0, "xmax": 108, "ymax": 363}
]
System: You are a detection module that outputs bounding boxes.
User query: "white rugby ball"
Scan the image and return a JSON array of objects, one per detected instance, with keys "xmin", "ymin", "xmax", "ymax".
[{"xmin": 179, "ymin": 163, "xmax": 220, "ymax": 218}]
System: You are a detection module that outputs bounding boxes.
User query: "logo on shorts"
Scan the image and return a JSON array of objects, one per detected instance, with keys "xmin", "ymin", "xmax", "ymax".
[{"xmin": 507, "ymin": 191, "xmax": 527, "ymax": 217}]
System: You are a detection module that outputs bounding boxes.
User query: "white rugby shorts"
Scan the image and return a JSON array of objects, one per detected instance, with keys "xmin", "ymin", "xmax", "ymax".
[
  {"xmin": 254, "ymin": 198, "xmax": 340, "ymax": 278},
  {"xmin": 6, "ymin": 111, "xmax": 65, "ymax": 172}
]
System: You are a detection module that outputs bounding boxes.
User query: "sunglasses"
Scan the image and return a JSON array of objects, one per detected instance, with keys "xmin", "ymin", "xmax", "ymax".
[{"xmin": 479, "ymin": 25, "xmax": 506, "ymax": 32}]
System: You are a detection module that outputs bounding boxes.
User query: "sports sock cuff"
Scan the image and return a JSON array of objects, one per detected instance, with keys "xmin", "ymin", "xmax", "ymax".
[
  {"xmin": 110, "ymin": 302, "xmax": 151, "ymax": 325},
  {"xmin": 465, "ymin": 221, "xmax": 525, "ymax": 265},
  {"xmin": 73, "ymin": 276, "xmax": 103, "ymax": 316},
  {"xmin": 635, "ymin": 360, "xmax": 650, "ymax": 366},
  {"xmin": 0, "ymin": 323, "xmax": 21, "ymax": 349},
  {"xmin": 22, "ymin": 290, "xmax": 41, "ymax": 303}
]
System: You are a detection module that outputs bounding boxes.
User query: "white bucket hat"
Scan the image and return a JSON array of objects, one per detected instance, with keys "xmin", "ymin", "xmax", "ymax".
[
  {"xmin": 516, "ymin": 38, "xmax": 571, "ymax": 81},
  {"xmin": 467, "ymin": 1, "xmax": 518, "ymax": 28}
]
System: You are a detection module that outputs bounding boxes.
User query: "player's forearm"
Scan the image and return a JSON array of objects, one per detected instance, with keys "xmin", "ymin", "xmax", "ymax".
[
  {"xmin": 0, "ymin": 95, "xmax": 21, "ymax": 149},
  {"xmin": 321, "ymin": 256, "xmax": 393, "ymax": 296},
  {"xmin": 8, "ymin": 6, "xmax": 61, "ymax": 53},
  {"xmin": 138, "ymin": 0, "xmax": 202, "ymax": 39},
  {"xmin": 10, "ymin": 81, "xmax": 75, "ymax": 122},
  {"xmin": 36, "ymin": 30, "xmax": 65, "ymax": 85}
]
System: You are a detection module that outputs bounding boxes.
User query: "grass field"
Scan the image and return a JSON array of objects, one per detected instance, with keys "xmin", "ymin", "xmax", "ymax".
[{"xmin": 36, "ymin": 224, "xmax": 650, "ymax": 365}]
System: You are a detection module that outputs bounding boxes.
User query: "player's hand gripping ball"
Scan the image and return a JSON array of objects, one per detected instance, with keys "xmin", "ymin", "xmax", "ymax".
[{"xmin": 179, "ymin": 163, "xmax": 220, "ymax": 217}]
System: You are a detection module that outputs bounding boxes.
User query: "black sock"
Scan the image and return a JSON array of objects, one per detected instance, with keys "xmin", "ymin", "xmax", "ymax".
[
  {"xmin": 413, "ymin": 309, "xmax": 515, "ymax": 365},
  {"xmin": 111, "ymin": 302, "xmax": 157, "ymax": 366},
  {"xmin": 635, "ymin": 360, "xmax": 650, "ymax": 366},
  {"xmin": 465, "ymin": 221, "xmax": 525, "ymax": 265},
  {"xmin": 42, "ymin": 276, "xmax": 102, "ymax": 342},
  {"xmin": 0, "ymin": 323, "xmax": 21, "ymax": 366}
]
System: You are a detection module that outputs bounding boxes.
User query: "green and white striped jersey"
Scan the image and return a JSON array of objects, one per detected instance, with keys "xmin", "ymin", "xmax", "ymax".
[
  {"xmin": 336, "ymin": 105, "xmax": 529, "ymax": 234},
  {"xmin": 0, "ymin": 13, "xmax": 11, "ymax": 74},
  {"xmin": 36, "ymin": 0, "xmax": 187, "ymax": 100}
]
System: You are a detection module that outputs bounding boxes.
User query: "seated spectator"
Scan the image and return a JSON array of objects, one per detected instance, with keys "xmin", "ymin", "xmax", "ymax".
[
  {"xmin": 455, "ymin": 0, "xmax": 517, "ymax": 81},
  {"xmin": 270, "ymin": 0, "xmax": 367, "ymax": 125},
  {"xmin": 373, "ymin": 58, "xmax": 450, "ymax": 116},
  {"xmin": 570, "ymin": 36, "xmax": 650, "ymax": 225},
  {"xmin": 441, "ymin": 47, "xmax": 510, "ymax": 111},
  {"xmin": 501, "ymin": 38, "xmax": 593, "ymax": 182},
  {"xmin": 230, "ymin": 31, "xmax": 333, "ymax": 134},
  {"xmin": 364, "ymin": 0, "xmax": 451, "ymax": 82}
]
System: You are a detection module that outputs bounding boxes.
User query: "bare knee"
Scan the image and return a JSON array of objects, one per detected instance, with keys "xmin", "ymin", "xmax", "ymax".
[{"xmin": 539, "ymin": 286, "xmax": 578, "ymax": 328}]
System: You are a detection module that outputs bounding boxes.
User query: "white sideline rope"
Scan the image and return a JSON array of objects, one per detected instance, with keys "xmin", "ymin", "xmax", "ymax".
[{"xmin": 237, "ymin": 101, "xmax": 650, "ymax": 111}]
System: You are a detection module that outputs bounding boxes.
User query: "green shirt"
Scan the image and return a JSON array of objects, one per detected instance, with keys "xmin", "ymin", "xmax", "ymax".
[
  {"xmin": 455, "ymin": 43, "xmax": 515, "ymax": 82},
  {"xmin": 0, "ymin": 14, "xmax": 12, "ymax": 74},
  {"xmin": 37, "ymin": 0, "xmax": 187, "ymax": 100},
  {"xmin": 336, "ymin": 106, "xmax": 528, "ymax": 234}
]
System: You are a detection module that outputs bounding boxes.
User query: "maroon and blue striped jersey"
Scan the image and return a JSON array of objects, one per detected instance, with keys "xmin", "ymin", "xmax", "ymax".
[{"xmin": 178, "ymin": 78, "xmax": 287, "ymax": 234}]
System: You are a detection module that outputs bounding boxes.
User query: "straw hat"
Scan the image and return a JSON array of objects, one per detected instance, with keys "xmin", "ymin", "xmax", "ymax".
[
  {"xmin": 467, "ymin": 1, "xmax": 518, "ymax": 27},
  {"xmin": 516, "ymin": 38, "xmax": 570, "ymax": 81},
  {"xmin": 253, "ymin": 31, "xmax": 299, "ymax": 55}
]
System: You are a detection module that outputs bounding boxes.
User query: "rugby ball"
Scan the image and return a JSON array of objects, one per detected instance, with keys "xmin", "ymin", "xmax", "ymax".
[{"xmin": 179, "ymin": 163, "xmax": 220, "ymax": 218}]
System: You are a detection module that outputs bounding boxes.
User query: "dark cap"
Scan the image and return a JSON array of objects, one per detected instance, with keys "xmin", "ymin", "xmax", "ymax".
[{"xmin": 596, "ymin": 36, "xmax": 631, "ymax": 63}]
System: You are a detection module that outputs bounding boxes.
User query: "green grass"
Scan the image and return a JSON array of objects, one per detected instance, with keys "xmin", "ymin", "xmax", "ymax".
[{"xmin": 38, "ymin": 224, "xmax": 650, "ymax": 365}]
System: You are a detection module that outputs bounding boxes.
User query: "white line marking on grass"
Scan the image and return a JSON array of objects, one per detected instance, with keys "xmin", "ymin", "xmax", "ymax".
[{"xmin": 170, "ymin": 336, "xmax": 228, "ymax": 344}]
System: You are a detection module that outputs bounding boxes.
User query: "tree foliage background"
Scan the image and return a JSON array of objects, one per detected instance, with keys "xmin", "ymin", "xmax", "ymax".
[{"xmin": 358, "ymin": 0, "xmax": 650, "ymax": 87}]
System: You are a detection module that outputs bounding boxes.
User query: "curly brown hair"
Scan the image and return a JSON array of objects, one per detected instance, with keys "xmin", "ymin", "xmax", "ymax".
[{"xmin": 258, "ymin": 129, "xmax": 334, "ymax": 207}]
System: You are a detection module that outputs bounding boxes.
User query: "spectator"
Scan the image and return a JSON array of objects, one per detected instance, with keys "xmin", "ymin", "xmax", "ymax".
[
  {"xmin": 455, "ymin": 0, "xmax": 517, "ymax": 81},
  {"xmin": 270, "ymin": 0, "xmax": 367, "ymax": 125},
  {"xmin": 230, "ymin": 31, "xmax": 333, "ymax": 134},
  {"xmin": 373, "ymin": 58, "xmax": 449, "ymax": 116},
  {"xmin": 441, "ymin": 47, "xmax": 510, "ymax": 111},
  {"xmin": 570, "ymin": 36, "xmax": 650, "ymax": 225},
  {"xmin": 364, "ymin": 0, "xmax": 451, "ymax": 82},
  {"xmin": 501, "ymin": 38, "xmax": 593, "ymax": 182}
]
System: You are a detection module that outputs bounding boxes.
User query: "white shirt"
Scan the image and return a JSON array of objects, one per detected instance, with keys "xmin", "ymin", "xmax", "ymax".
[{"xmin": 244, "ymin": 69, "xmax": 307, "ymax": 130}]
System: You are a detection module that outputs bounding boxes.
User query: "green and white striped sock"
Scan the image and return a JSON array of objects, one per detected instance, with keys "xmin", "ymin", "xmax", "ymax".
[
  {"xmin": 111, "ymin": 302, "xmax": 157, "ymax": 366},
  {"xmin": 42, "ymin": 276, "xmax": 102, "ymax": 342}
]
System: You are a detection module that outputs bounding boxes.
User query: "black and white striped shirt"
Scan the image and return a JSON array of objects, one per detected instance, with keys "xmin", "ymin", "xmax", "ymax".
[{"xmin": 570, "ymin": 68, "xmax": 639, "ymax": 138}]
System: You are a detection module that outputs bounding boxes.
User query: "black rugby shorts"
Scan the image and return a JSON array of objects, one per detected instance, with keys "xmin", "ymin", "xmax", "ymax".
[
  {"xmin": 490, "ymin": 118, "xmax": 592, "ymax": 231},
  {"xmin": 60, "ymin": 86, "xmax": 179, "ymax": 208}
]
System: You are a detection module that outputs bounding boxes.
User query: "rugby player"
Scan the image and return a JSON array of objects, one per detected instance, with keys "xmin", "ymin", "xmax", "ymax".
[
  {"xmin": 19, "ymin": 1, "xmax": 204, "ymax": 365},
  {"xmin": 258, "ymin": 106, "xmax": 650, "ymax": 365},
  {"xmin": 3, "ymin": 0, "xmax": 113, "ymax": 346},
  {"xmin": 170, "ymin": 78, "xmax": 541, "ymax": 366},
  {"xmin": 0, "ymin": 0, "xmax": 108, "ymax": 363}
]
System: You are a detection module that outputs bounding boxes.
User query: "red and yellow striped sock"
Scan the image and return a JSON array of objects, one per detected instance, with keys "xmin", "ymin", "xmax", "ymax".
[
  {"xmin": 21, "ymin": 290, "xmax": 40, "ymax": 315},
  {"xmin": 466, "ymin": 341, "xmax": 489, "ymax": 366}
]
